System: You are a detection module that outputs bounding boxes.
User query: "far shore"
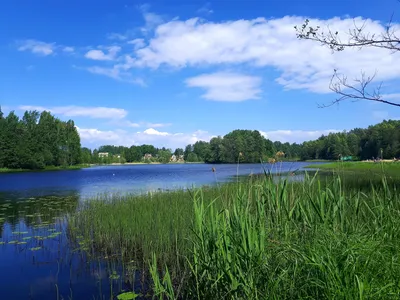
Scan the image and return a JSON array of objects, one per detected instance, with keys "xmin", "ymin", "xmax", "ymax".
[
  {"xmin": 92, "ymin": 161, "xmax": 206, "ymax": 166},
  {"xmin": 0, "ymin": 164, "xmax": 91, "ymax": 174}
]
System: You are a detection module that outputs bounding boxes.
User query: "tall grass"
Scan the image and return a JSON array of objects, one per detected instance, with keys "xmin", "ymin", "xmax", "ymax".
[
  {"xmin": 69, "ymin": 173, "xmax": 400, "ymax": 299},
  {"xmin": 306, "ymin": 161, "xmax": 400, "ymax": 177}
]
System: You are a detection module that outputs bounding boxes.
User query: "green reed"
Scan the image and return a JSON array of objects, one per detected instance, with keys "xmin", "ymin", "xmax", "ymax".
[{"xmin": 69, "ymin": 173, "xmax": 400, "ymax": 299}]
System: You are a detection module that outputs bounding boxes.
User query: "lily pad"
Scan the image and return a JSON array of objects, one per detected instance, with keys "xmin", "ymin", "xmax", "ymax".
[
  {"xmin": 30, "ymin": 247, "xmax": 42, "ymax": 251},
  {"xmin": 12, "ymin": 231, "xmax": 29, "ymax": 235},
  {"xmin": 117, "ymin": 292, "xmax": 139, "ymax": 300},
  {"xmin": 48, "ymin": 232, "xmax": 62, "ymax": 238}
]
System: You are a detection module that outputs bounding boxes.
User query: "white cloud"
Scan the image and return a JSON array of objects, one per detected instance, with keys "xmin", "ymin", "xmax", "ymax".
[
  {"xmin": 107, "ymin": 33, "xmax": 128, "ymax": 41},
  {"xmin": 17, "ymin": 15, "xmax": 400, "ymax": 97},
  {"xmin": 260, "ymin": 129, "xmax": 341, "ymax": 143},
  {"xmin": 63, "ymin": 46, "xmax": 75, "ymax": 53},
  {"xmin": 85, "ymin": 66, "xmax": 146, "ymax": 86},
  {"xmin": 77, "ymin": 127, "xmax": 133, "ymax": 145},
  {"xmin": 18, "ymin": 105, "xmax": 172, "ymax": 132},
  {"xmin": 17, "ymin": 39, "xmax": 76, "ymax": 56},
  {"xmin": 186, "ymin": 72, "xmax": 262, "ymax": 101},
  {"xmin": 126, "ymin": 121, "xmax": 141, "ymax": 127},
  {"xmin": 139, "ymin": 4, "xmax": 164, "ymax": 34},
  {"xmin": 86, "ymin": 66, "xmax": 122, "ymax": 79},
  {"xmin": 132, "ymin": 16, "xmax": 400, "ymax": 93},
  {"xmin": 77, "ymin": 127, "xmax": 213, "ymax": 149},
  {"xmin": 85, "ymin": 46, "xmax": 121, "ymax": 61},
  {"xmin": 143, "ymin": 128, "xmax": 169, "ymax": 136},
  {"xmin": 128, "ymin": 38, "xmax": 146, "ymax": 50},
  {"xmin": 18, "ymin": 39, "xmax": 55, "ymax": 56},
  {"xmin": 18, "ymin": 105, "xmax": 128, "ymax": 119}
]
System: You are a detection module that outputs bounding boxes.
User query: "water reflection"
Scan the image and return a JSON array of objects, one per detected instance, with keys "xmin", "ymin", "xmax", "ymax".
[
  {"xmin": 0, "ymin": 193, "xmax": 123, "ymax": 299},
  {"xmin": 0, "ymin": 162, "xmax": 318, "ymax": 199}
]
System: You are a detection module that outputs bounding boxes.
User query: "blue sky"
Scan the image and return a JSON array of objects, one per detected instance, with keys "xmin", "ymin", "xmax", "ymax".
[{"xmin": 1, "ymin": 0, "xmax": 400, "ymax": 149}]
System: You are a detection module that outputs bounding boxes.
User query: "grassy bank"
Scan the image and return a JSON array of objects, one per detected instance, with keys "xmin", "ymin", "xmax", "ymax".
[
  {"xmin": 306, "ymin": 161, "xmax": 400, "ymax": 176},
  {"xmin": 68, "ymin": 174, "xmax": 400, "ymax": 299},
  {"xmin": 0, "ymin": 164, "xmax": 91, "ymax": 174},
  {"xmin": 303, "ymin": 159, "xmax": 332, "ymax": 162}
]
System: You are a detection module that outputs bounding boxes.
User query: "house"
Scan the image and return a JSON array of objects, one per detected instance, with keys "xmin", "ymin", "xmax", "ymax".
[
  {"xmin": 144, "ymin": 153, "xmax": 153, "ymax": 160},
  {"xmin": 171, "ymin": 154, "xmax": 185, "ymax": 162},
  {"xmin": 98, "ymin": 152, "xmax": 109, "ymax": 158}
]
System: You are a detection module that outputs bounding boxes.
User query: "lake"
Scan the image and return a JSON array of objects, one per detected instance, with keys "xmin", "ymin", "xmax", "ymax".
[{"xmin": 0, "ymin": 162, "xmax": 317, "ymax": 299}]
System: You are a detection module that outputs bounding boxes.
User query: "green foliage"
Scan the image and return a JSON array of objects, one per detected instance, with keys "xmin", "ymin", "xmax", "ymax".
[
  {"xmin": 300, "ymin": 120, "xmax": 400, "ymax": 161},
  {"xmin": 158, "ymin": 149, "xmax": 173, "ymax": 163},
  {"xmin": 174, "ymin": 148, "xmax": 184, "ymax": 156},
  {"xmin": 186, "ymin": 152, "xmax": 199, "ymax": 162},
  {"xmin": 0, "ymin": 109, "xmax": 82, "ymax": 170}
]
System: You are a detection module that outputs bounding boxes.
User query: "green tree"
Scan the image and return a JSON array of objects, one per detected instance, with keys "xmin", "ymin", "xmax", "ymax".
[
  {"xmin": 193, "ymin": 141, "xmax": 210, "ymax": 161},
  {"xmin": 0, "ymin": 108, "xmax": 84, "ymax": 170},
  {"xmin": 186, "ymin": 152, "xmax": 199, "ymax": 162},
  {"xmin": 174, "ymin": 148, "xmax": 184, "ymax": 157},
  {"xmin": 184, "ymin": 145, "xmax": 193, "ymax": 161},
  {"xmin": 81, "ymin": 147, "xmax": 92, "ymax": 164},
  {"xmin": 158, "ymin": 149, "xmax": 172, "ymax": 164}
]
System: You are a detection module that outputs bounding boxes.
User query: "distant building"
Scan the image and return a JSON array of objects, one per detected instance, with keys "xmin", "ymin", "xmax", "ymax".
[
  {"xmin": 144, "ymin": 153, "xmax": 153, "ymax": 160},
  {"xmin": 340, "ymin": 156, "xmax": 353, "ymax": 161},
  {"xmin": 98, "ymin": 152, "xmax": 109, "ymax": 158},
  {"xmin": 170, "ymin": 154, "xmax": 185, "ymax": 162}
]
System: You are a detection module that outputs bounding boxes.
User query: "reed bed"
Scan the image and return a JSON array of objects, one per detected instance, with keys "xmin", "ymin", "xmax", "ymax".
[{"xmin": 68, "ymin": 173, "xmax": 400, "ymax": 299}]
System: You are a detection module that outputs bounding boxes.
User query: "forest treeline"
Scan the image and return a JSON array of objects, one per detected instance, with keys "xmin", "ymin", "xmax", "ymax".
[
  {"xmin": 1, "ymin": 107, "xmax": 399, "ymax": 170},
  {"xmin": 88, "ymin": 119, "xmax": 400, "ymax": 164},
  {"xmin": 0, "ymin": 108, "xmax": 81, "ymax": 169}
]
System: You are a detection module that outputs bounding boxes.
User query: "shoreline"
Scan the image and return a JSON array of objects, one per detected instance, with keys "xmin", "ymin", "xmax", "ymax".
[{"xmin": 0, "ymin": 164, "xmax": 91, "ymax": 174}]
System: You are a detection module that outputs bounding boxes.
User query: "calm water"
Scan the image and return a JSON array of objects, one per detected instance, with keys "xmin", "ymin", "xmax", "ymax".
[{"xmin": 0, "ymin": 162, "xmax": 317, "ymax": 299}]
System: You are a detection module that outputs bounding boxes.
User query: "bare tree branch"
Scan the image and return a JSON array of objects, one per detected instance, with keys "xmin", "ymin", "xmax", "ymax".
[
  {"xmin": 319, "ymin": 70, "xmax": 400, "ymax": 108},
  {"xmin": 294, "ymin": 18, "xmax": 400, "ymax": 52},
  {"xmin": 294, "ymin": 6, "xmax": 400, "ymax": 108}
]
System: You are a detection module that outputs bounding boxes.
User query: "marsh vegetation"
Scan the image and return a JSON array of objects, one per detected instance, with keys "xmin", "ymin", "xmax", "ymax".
[{"xmin": 67, "ymin": 169, "xmax": 400, "ymax": 299}]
